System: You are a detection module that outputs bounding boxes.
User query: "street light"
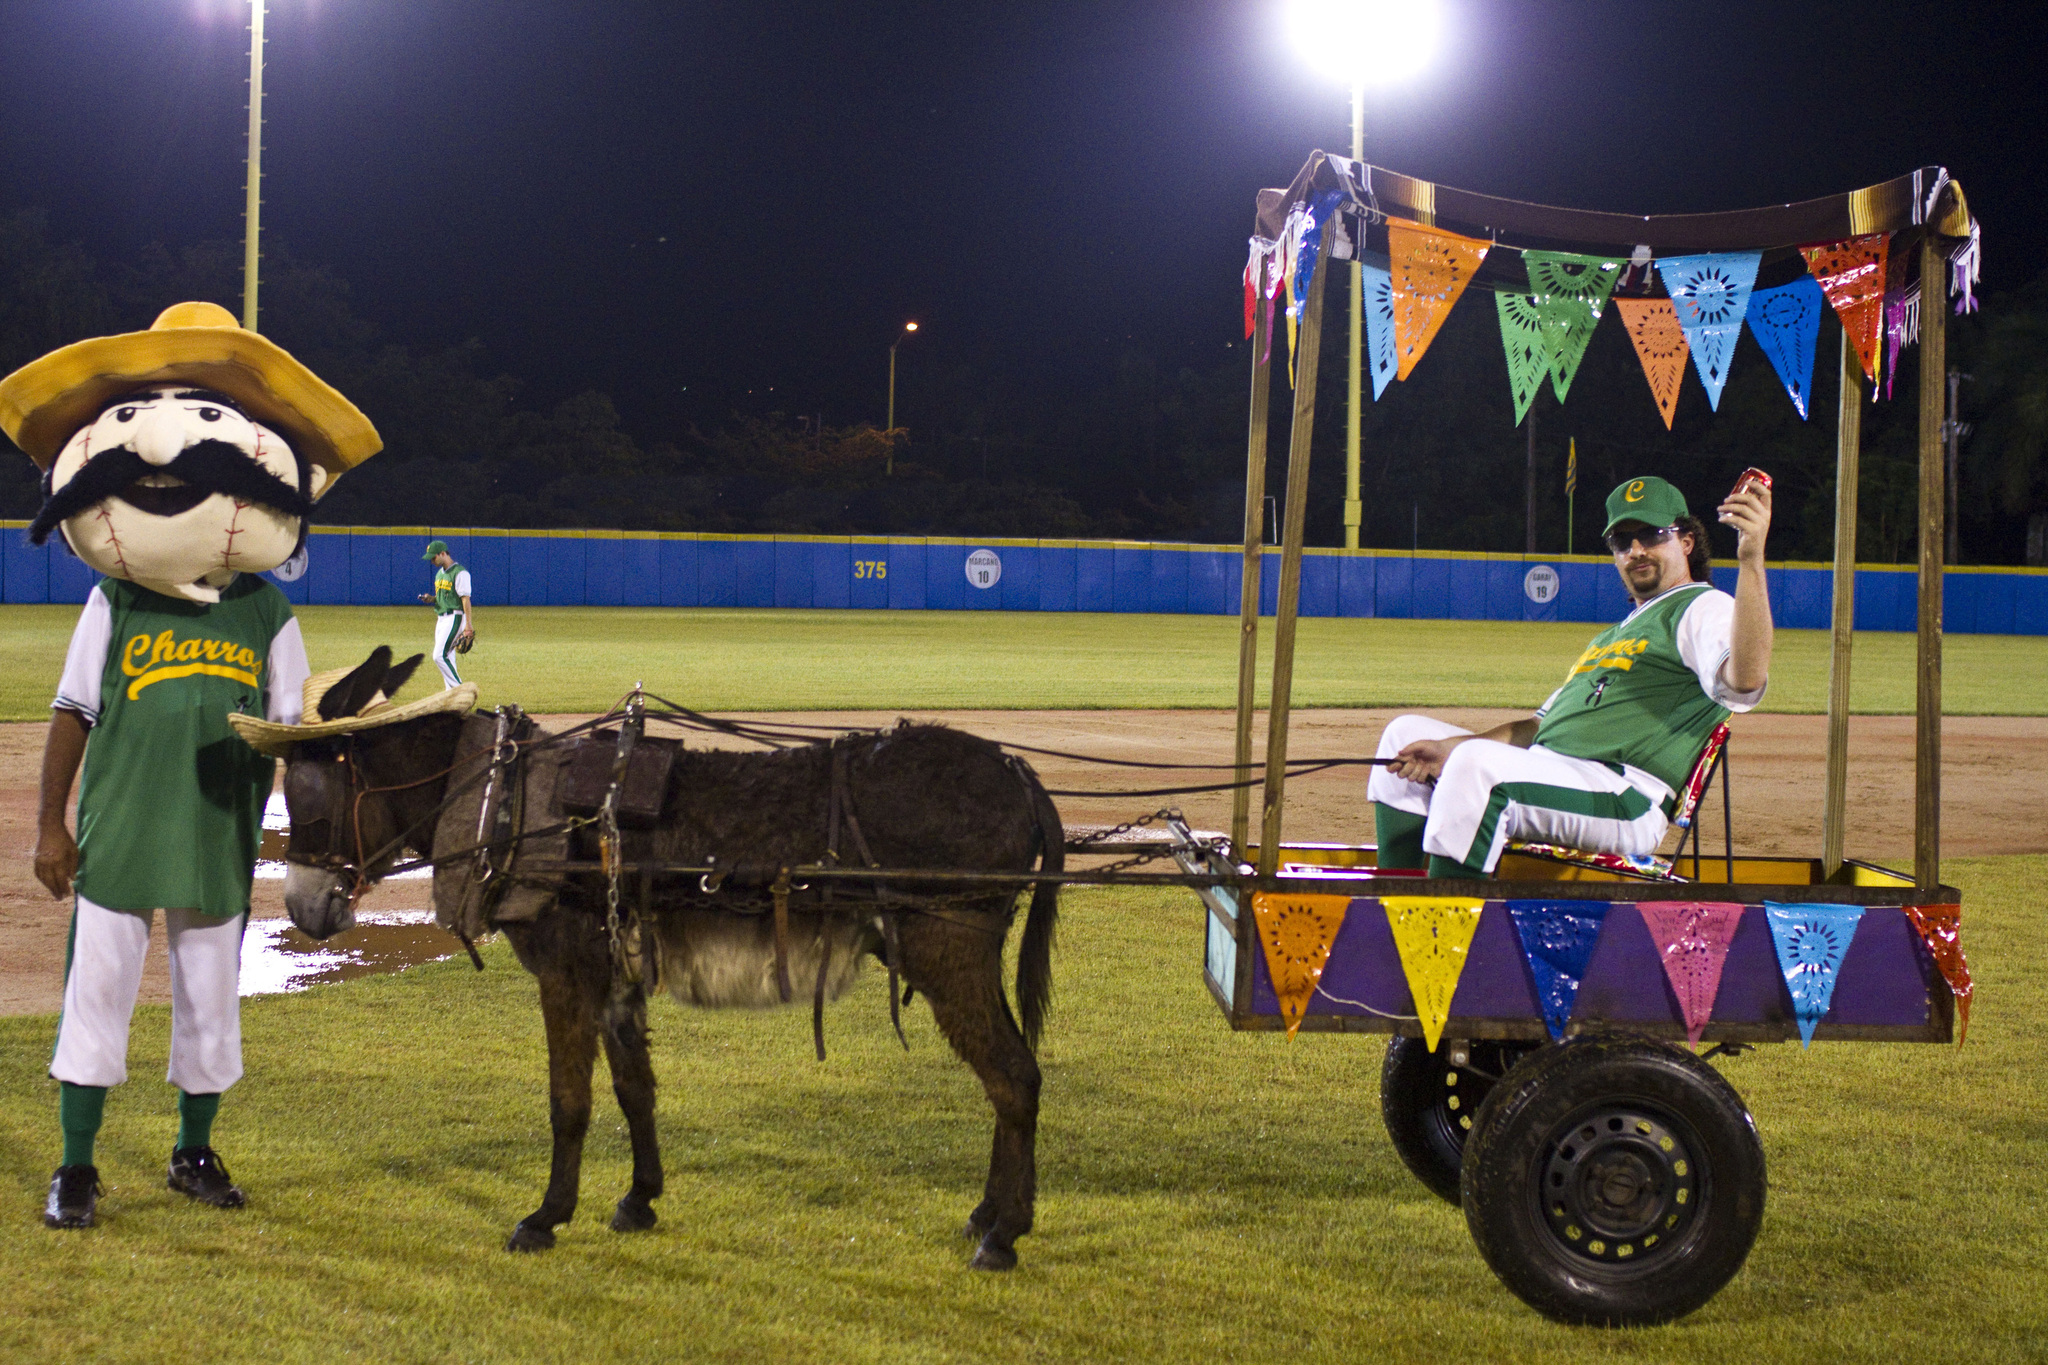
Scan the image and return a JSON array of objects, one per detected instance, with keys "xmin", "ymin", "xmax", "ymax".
[
  {"xmin": 886, "ymin": 321, "xmax": 918, "ymax": 475},
  {"xmin": 1284, "ymin": 0, "xmax": 1442, "ymax": 549}
]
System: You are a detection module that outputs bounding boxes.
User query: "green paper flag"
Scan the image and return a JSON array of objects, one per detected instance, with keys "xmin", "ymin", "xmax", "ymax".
[
  {"xmin": 1524, "ymin": 250, "xmax": 1624, "ymax": 402},
  {"xmin": 1497, "ymin": 294, "xmax": 1550, "ymax": 426}
]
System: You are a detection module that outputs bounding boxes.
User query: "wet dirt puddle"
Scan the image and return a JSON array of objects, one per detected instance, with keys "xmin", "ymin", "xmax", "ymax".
[
  {"xmin": 242, "ymin": 792, "xmax": 457, "ymax": 996},
  {"xmin": 240, "ymin": 911, "xmax": 467, "ymax": 995}
]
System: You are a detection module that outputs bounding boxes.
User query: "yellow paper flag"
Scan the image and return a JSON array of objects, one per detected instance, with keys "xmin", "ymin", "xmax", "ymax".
[
  {"xmin": 1251, "ymin": 892, "xmax": 1352, "ymax": 1038},
  {"xmin": 1381, "ymin": 897, "xmax": 1487, "ymax": 1052}
]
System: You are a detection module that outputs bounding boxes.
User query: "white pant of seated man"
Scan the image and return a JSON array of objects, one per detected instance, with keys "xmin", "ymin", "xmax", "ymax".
[{"xmin": 1366, "ymin": 714, "xmax": 1673, "ymax": 874}]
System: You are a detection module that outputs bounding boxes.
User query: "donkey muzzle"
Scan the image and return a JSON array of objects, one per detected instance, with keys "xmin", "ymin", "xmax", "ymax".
[{"xmin": 285, "ymin": 863, "xmax": 357, "ymax": 941}]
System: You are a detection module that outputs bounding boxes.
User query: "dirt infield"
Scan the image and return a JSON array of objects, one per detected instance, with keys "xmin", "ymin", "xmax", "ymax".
[{"xmin": 3, "ymin": 709, "xmax": 2043, "ymax": 1016}]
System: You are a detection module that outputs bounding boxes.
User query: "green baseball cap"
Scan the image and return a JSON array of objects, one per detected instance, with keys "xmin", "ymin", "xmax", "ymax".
[
  {"xmin": 1602, "ymin": 477, "xmax": 1689, "ymax": 536},
  {"xmin": 422, "ymin": 539, "xmax": 449, "ymax": 560}
]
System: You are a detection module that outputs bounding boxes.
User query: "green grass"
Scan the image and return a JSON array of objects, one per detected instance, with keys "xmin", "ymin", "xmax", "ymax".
[
  {"xmin": 0, "ymin": 856, "xmax": 2041, "ymax": 1364},
  {"xmin": 3, "ymin": 605, "xmax": 2045, "ymax": 719}
]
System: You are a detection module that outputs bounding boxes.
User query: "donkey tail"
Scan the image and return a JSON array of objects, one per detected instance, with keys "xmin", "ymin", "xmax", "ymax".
[{"xmin": 1017, "ymin": 766, "xmax": 1063, "ymax": 1050}]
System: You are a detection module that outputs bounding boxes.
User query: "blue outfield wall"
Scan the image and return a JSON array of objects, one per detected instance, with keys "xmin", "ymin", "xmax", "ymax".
[{"xmin": 2, "ymin": 522, "xmax": 2044, "ymax": 634}]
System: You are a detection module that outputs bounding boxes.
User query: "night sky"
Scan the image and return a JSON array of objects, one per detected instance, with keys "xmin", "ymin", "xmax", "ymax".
[{"xmin": 0, "ymin": 1, "xmax": 2036, "ymax": 439}]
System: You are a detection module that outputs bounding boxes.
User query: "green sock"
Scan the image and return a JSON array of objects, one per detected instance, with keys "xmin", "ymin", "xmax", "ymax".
[
  {"xmin": 177, "ymin": 1091, "xmax": 221, "ymax": 1151},
  {"xmin": 1373, "ymin": 804, "xmax": 1428, "ymax": 870},
  {"xmin": 59, "ymin": 1082, "xmax": 106, "ymax": 1169},
  {"xmin": 1429, "ymin": 853, "xmax": 1490, "ymax": 879}
]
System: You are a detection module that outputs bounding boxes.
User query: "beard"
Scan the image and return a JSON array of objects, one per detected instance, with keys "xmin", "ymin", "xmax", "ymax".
[{"xmin": 29, "ymin": 438, "xmax": 314, "ymax": 547}]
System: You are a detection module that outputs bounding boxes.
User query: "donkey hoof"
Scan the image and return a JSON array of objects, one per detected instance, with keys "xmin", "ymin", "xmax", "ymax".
[
  {"xmin": 969, "ymin": 1231, "xmax": 1018, "ymax": 1272},
  {"xmin": 506, "ymin": 1221, "xmax": 557, "ymax": 1253},
  {"xmin": 611, "ymin": 1196, "xmax": 658, "ymax": 1233}
]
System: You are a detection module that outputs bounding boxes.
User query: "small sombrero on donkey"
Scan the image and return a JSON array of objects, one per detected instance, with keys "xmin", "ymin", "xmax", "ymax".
[
  {"xmin": 0, "ymin": 301, "xmax": 381, "ymax": 483},
  {"xmin": 229, "ymin": 646, "xmax": 477, "ymax": 758}
]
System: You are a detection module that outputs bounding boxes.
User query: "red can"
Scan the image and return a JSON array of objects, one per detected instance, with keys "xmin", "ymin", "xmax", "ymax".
[{"xmin": 1729, "ymin": 467, "xmax": 1772, "ymax": 499}]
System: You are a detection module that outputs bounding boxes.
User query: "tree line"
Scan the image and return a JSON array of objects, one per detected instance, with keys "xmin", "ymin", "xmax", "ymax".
[{"xmin": 3, "ymin": 209, "xmax": 2042, "ymax": 563}]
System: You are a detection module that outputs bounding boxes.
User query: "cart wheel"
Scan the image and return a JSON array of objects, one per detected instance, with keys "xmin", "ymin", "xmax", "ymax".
[
  {"xmin": 1380, "ymin": 1036, "xmax": 1547, "ymax": 1204},
  {"xmin": 1459, "ymin": 1036, "xmax": 1766, "ymax": 1326}
]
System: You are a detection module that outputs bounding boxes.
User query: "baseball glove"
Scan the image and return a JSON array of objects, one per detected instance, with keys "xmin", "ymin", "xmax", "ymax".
[{"xmin": 456, "ymin": 631, "xmax": 475, "ymax": 655}]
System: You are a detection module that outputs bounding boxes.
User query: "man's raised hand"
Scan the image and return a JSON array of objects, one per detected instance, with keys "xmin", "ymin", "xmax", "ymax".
[{"xmin": 1717, "ymin": 483, "xmax": 1773, "ymax": 566}]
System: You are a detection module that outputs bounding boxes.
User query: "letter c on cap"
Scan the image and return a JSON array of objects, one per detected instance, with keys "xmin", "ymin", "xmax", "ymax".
[{"xmin": 1625, "ymin": 479, "xmax": 1646, "ymax": 502}]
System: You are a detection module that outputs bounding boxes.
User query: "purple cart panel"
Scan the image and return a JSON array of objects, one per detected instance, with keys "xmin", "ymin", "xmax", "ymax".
[{"xmin": 1244, "ymin": 899, "xmax": 1939, "ymax": 1036}]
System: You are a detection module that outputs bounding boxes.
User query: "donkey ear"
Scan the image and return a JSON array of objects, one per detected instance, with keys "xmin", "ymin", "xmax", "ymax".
[
  {"xmin": 319, "ymin": 645, "xmax": 395, "ymax": 720},
  {"xmin": 381, "ymin": 653, "xmax": 426, "ymax": 700}
]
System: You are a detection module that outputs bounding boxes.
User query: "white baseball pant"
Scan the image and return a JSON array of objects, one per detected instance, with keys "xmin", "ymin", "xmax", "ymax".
[
  {"xmin": 51, "ymin": 896, "xmax": 246, "ymax": 1092},
  {"xmin": 432, "ymin": 611, "xmax": 464, "ymax": 688},
  {"xmin": 1367, "ymin": 714, "xmax": 1673, "ymax": 873}
]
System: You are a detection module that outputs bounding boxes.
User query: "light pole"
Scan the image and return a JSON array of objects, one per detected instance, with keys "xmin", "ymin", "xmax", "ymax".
[
  {"xmin": 1346, "ymin": 79, "xmax": 1363, "ymax": 549},
  {"xmin": 1285, "ymin": 0, "xmax": 1441, "ymax": 549},
  {"xmin": 886, "ymin": 321, "xmax": 917, "ymax": 475},
  {"xmin": 243, "ymin": 0, "xmax": 267, "ymax": 331}
]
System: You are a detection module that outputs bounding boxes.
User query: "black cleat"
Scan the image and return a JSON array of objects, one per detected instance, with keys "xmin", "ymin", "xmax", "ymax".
[
  {"xmin": 167, "ymin": 1146, "xmax": 246, "ymax": 1208},
  {"xmin": 44, "ymin": 1165, "xmax": 101, "ymax": 1229}
]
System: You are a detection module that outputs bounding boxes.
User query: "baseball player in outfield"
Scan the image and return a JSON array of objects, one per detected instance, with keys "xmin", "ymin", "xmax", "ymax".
[
  {"xmin": 418, "ymin": 539, "xmax": 474, "ymax": 689},
  {"xmin": 1, "ymin": 302, "xmax": 381, "ymax": 1229},
  {"xmin": 1368, "ymin": 474, "xmax": 1774, "ymax": 877}
]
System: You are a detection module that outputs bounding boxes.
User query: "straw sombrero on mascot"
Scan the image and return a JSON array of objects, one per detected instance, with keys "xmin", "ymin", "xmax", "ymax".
[{"xmin": 0, "ymin": 301, "xmax": 381, "ymax": 602}]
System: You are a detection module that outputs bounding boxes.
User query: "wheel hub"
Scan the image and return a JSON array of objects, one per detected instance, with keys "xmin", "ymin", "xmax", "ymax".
[
  {"xmin": 1427, "ymin": 1041, "xmax": 1540, "ymax": 1148},
  {"xmin": 1540, "ymin": 1105, "xmax": 1699, "ymax": 1265}
]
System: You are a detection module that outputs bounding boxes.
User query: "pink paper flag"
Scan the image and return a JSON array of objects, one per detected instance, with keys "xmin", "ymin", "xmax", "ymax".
[{"xmin": 1639, "ymin": 903, "xmax": 1745, "ymax": 1046}]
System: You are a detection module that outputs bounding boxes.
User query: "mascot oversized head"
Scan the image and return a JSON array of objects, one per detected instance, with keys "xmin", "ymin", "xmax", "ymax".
[{"xmin": 0, "ymin": 302, "xmax": 380, "ymax": 601}]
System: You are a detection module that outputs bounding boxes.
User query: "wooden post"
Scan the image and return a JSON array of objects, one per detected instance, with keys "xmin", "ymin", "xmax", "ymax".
[
  {"xmin": 1257, "ymin": 241, "xmax": 1331, "ymax": 877},
  {"xmin": 1915, "ymin": 236, "xmax": 1946, "ymax": 892},
  {"xmin": 1822, "ymin": 329, "xmax": 1862, "ymax": 877},
  {"xmin": 1231, "ymin": 262, "xmax": 1273, "ymax": 858}
]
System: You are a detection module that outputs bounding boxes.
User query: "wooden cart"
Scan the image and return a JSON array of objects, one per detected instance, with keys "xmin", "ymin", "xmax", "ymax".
[{"xmin": 1187, "ymin": 153, "xmax": 1976, "ymax": 1326}]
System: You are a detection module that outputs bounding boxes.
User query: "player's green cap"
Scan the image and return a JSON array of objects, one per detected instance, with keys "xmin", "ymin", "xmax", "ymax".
[
  {"xmin": 422, "ymin": 539, "xmax": 449, "ymax": 560},
  {"xmin": 1603, "ymin": 477, "xmax": 1689, "ymax": 536}
]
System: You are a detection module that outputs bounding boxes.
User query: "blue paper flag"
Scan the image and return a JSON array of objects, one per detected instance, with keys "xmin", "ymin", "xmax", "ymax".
[
  {"xmin": 1746, "ymin": 274, "xmax": 1826, "ymax": 419},
  {"xmin": 1363, "ymin": 264, "xmax": 1397, "ymax": 399},
  {"xmin": 1657, "ymin": 252, "xmax": 1763, "ymax": 411},
  {"xmin": 1289, "ymin": 189, "xmax": 1347, "ymax": 316},
  {"xmin": 1764, "ymin": 901, "xmax": 1867, "ymax": 1047},
  {"xmin": 1507, "ymin": 900, "xmax": 1611, "ymax": 1040}
]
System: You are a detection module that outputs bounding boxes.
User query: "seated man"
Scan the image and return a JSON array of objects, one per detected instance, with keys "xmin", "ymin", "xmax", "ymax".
[{"xmin": 1368, "ymin": 474, "xmax": 1772, "ymax": 877}]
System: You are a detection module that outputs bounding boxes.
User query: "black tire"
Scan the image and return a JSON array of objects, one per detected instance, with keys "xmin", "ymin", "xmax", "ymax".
[
  {"xmin": 1380, "ymin": 1036, "xmax": 1547, "ymax": 1204},
  {"xmin": 1459, "ymin": 1036, "xmax": 1766, "ymax": 1327}
]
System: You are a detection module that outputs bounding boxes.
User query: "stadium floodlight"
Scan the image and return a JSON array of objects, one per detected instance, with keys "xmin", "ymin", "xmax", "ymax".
[
  {"xmin": 1283, "ymin": 0, "xmax": 1443, "ymax": 548},
  {"xmin": 1283, "ymin": 0, "xmax": 1441, "ymax": 89}
]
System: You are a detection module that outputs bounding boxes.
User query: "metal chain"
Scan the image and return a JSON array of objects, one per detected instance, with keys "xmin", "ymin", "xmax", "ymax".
[
  {"xmin": 1067, "ymin": 807, "xmax": 1187, "ymax": 876},
  {"xmin": 601, "ymin": 791, "xmax": 626, "ymax": 977},
  {"xmin": 1067, "ymin": 806, "xmax": 1181, "ymax": 848}
]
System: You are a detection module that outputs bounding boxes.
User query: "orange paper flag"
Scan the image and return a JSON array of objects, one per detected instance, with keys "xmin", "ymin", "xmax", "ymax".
[
  {"xmin": 1251, "ymin": 892, "xmax": 1352, "ymax": 1038},
  {"xmin": 1381, "ymin": 897, "xmax": 1486, "ymax": 1052},
  {"xmin": 1386, "ymin": 218, "xmax": 1492, "ymax": 381},
  {"xmin": 1613, "ymin": 297, "xmax": 1691, "ymax": 430},
  {"xmin": 1903, "ymin": 903, "xmax": 1972, "ymax": 1046},
  {"xmin": 1801, "ymin": 234, "xmax": 1889, "ymax": 383}
]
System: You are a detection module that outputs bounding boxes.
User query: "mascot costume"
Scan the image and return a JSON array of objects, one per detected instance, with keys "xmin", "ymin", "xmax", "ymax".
[{"xmin": 0, "ymin": 302, "xmax": 381, "ymax": 1228}]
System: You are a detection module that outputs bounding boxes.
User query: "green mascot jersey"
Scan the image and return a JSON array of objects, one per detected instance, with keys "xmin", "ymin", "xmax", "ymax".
[
  {"xmin": 72, "ymin": 576, "xmax": 296, "ymax": 917},
  {"xmin": 433, "ymin": 562, "xmax": 468, "ymax": 614},
  {"xmin": 1532, "ymin": 583, "xmax": 1730, "ymax": 799}
]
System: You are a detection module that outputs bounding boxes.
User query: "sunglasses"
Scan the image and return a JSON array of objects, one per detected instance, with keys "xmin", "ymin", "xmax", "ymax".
[{"xmin": 1606, "ymin": 524, "xmax": 1679, "ymax": 555}]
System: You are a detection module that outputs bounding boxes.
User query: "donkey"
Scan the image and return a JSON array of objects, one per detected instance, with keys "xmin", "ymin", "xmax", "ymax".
[{"xmin": 265, "ymin": 648, "xmax": 1062, "ymax": 1270}]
